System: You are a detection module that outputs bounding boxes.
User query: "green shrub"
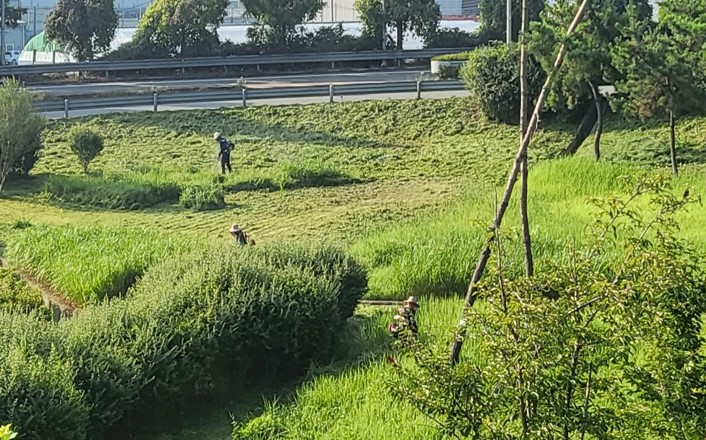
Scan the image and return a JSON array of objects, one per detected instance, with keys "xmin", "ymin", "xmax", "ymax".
[
  {"xmin": 0, "ymin": 267, "xmax": 44, "ymax": 313},
  {"xmin": 178, "ymin": 184, "xmax": 226, "ymax": 211},
  {"xmin": 42, "ymin": 174, "xmax": 181, "ymax": 210},
  {"xmin": 0, "ymin": 424, "xmax": 18, "ymax": 440},
  {"xmin": 68, "ymin": 127, "xmax": 104, "ymax": 174},
  {"xmin": 253, "ymin": 242, "xmax": 368, "ymax": 321},
  {"xmin": 0, "ymin": 241, "xmax": 366, "ymax": 437},
  {"xmin": 431, "ymin": 51, "xmax": 473, "ymax": 62},
  {"xmin": 461, "ymin": 43, "xmax": 545, "ymax": 123},
  {"xmin": 4, "ymin": 225, "xmax": 195, "ymax": 305},
  {"xmin": 0, "ymin": 312, "xmax": 89, "ymax": 440}
]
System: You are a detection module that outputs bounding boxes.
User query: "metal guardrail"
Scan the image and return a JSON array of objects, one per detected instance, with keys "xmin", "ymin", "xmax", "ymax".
[
  {"xmin": 1, "ymin": 47, "xmax": 473, "ymax": 76},
  {"xmin": 33, "ymin": 80, "xmax": 467, "ymax": 117}
]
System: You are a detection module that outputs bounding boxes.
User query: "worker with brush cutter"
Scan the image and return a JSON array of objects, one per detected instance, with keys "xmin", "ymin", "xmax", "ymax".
[
  {"xmin": 388, "ymin": 296, "xmax": 420, "ymax": 341},
  {"xmin": 214, "ymin": 132, "xmax": 234, "ymax": 174}
]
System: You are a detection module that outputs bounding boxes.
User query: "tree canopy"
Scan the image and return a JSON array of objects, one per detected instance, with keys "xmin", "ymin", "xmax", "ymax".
[
  {"xmin": 355, "ymin": 0, "xmax": 440, "ymax": 49},
  {"xmin": 133, "ymin": 0, "xmax": 228, "ymax": 57},
  {"xmin": 44, "ymin": 0, "xmax": 117, "ymax": 61},
  {"xmin": 242, "ymin": 0, "xmax": 325, "ymax": 48},
  {"xmin": 478, "ymin": 0, "xmax": 544, "ymax": 41}
]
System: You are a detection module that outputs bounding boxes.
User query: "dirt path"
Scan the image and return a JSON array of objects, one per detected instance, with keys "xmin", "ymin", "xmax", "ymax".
[{"xmin": 0, "ymin": 257, "xmax": 77, "ymax": 319}]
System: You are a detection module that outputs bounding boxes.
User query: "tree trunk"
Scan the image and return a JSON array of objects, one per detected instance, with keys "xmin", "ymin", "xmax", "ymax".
[
  {"xmin": 396, "ymin": 21, "xmax": 403, "ymax": 50},
  {"xmin": 588, "ymin": 81, "xmax": 602, "ymax": 161},
  {"xmin": 561, "ymin": 102, "xmax": 597, "ymax": 156},
  {"xmin": 669, "ymin": 110, "xmax": 678, "ymax": 176},
  {"xmin": 450, "ymin": 0, "xmax": 592, "ymax": 366},
  {"xmin": 519, "ymin": 0, "xmax": 533, "ymax": 277}
]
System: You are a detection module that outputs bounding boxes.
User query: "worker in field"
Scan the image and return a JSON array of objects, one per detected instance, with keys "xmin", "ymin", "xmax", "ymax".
[
  {"xmin": 388, "ymin": 296, "xmax": 420, "ymax": 340},
  {"xmin": 214, "ymin": 132, "xmax": 234, "ymax": 174},
  {"xmin": 229, "ymin": 224, "xmax": 255, "ymax": 246}
]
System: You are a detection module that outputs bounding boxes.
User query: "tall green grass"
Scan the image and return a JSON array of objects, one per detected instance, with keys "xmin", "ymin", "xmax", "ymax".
[
  {"xmin": 354, "ymin": 158, "xmax": 706, "ymax": 299},
  {"xmin": 4, "ymin": 225, "xmax": 196, "ymax": 305},
  {"xmin": 232, "ymin": 298, "xmax": 470, "ymax": 440}
]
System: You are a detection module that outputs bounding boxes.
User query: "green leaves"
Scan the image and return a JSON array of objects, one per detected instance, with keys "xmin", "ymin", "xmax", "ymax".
[
  {"xmin": 0, "ymin": 80, "xmax": 44, "ymax": 196},
  {"xmin": 389, "ymin": 174, "xmax": 706, "ymax": 438},
  {"xmin": 44, "ymin": 0, "xmax": 117, "ymax": 61},
  {"xmin": 134, "ymin": 0, "xmax": 228, "ymax": 57},
  {"xmin": 355, "ymin": 0, "xmax": 441, "ymax": 49},
  {"xmin": 68, "ymin": 127, "xmax": 104, "ymax": 174}
]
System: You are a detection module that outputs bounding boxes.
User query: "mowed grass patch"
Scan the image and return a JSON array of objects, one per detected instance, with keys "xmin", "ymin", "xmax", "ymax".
[
  {"xmin": 3, "ymin": 225, "xmax": 197, "ymax": 305},
  {"xmin": 354, "ymin": 158, "xmax": 706, "ymax": 299}
]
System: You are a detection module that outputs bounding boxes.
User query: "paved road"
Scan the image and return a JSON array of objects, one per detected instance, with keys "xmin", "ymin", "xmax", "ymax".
[
  {"xmin": 30, "ymin": 70, "xmax": 431, "ymax": 97},
  {"xmin": 41, "ymin": 89, "xmax": 469, "ymax": 119}
]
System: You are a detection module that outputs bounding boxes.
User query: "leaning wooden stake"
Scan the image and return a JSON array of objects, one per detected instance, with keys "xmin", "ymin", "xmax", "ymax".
[
  {"xmin": 450, "ymin": 0, "xmax": 592, "ymax": 365},
  {"xmin": 519, "ymin": 0, "xmax": 534, "ymax": 277}
]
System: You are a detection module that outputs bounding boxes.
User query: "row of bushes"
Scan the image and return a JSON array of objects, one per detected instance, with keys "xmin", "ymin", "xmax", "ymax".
[
  {"xmin": 0, "ymin": 241, "xmax": 367, "ymax": 439},
  {"xmin": 104, "ymin": 24, "xmax": 477, "ymax": 63},
  {"xmin": 41, "ymin": 160, "xmax": 358, "ymax": 211}
]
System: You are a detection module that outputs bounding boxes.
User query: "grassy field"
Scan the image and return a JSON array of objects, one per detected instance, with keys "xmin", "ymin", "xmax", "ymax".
[{"xmin": 1, "ymin": 98, "xmax": 706, "ymax": 439}]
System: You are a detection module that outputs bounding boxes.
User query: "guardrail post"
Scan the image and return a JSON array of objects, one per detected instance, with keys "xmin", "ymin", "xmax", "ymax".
[
  {"xmin": 329, "ymin": 85, "xmax": 334, "ymax": 103},
  {"xmin": 153, "ymin": 93, "xmax": 158, "ymax": 112},
  {"xmin": 242, "ymin": 88, "xmax": 247, "ymax": 108},
  {"xmin": 32, "ymin": 50, "xmax": 36, "ymax": 65},
  {"xmin": 416, "ymin": 81, "xmax": 422, "ymax": 99},
  {"xmin": 331, "ymin": 61, "xmax": 335, "ymax": 69},
  {"xmin": 64, "ymin": 99, "xmax": 69, "ymax": 119}
]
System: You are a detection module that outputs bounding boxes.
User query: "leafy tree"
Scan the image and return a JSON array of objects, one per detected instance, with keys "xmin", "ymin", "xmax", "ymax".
[
  {"xmin": 133, "ymin": 0, "xmax": 228, "ymax": 57},
  {"xmin": 242, "ymin": 0, "xmax": 325, "ymax": 49},
  {"xmin": 478, "ymin": 0, "xmax": 544, "ymax": 41},
  {"xmin": 355, "ymin": 0, "xmax": 440, "ymax": 50},
  {"xmin": 44, "ymin": 0, "xmax": 117, "ymax": 61},
  {"xmin": 530, "ymin": 0, "xmax": 653, "ymax": 160},
  {"xmin": 390, "ymin": 174, "xmax": 706, "ymax": 438},
  {"xmin": 2, "ymin": 0, "xmax": 27, "ymax": 28},
  {"xmin": 69, "ymin": 128, "xmax": 104, "ymax": 174},
  {"xmin": 611, "ymin": 0, "xmax": 706, "ymax": 175},
  {"xmin": 0, "ymin": 80, "xmax": 44, "ymax": 195}
]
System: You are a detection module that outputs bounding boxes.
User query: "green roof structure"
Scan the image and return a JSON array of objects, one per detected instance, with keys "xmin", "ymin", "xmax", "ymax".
[{"xmin": 22, "ymin": 31, "xmax": 63, "ymax": 53}]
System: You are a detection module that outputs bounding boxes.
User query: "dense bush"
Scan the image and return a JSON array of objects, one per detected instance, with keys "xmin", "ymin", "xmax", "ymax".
[
  {"xmin": 68, "ymin": 127, "xmax": 104, "ymax": 174},
  {"xmin": 0, "ymin": 313, "xmax": 90, "ymax": 440},
  {"xmin": 178, "ymin": 184, "xmax": 226, "ymax": 211},
  {"xmin": 42, "ymin": 173, "xmax": 181, "ymax": 210},
  {"xmin": 4, "ymin": 225, "xmax": 194, "ymax": 305},
  {"xmin": 425, "ymin": 28, "xmax": 478, "ymax": 48},
  {"xmin": 461, "ymin": 43, "xmax": 545, "ymax": 123},
  {"xmin": 0, "ymin": 267, "xmax": 44, "ymax": 313},
  {"xmin": 0, "ymin": 241, "xmax": 366, "ymax": 437}
]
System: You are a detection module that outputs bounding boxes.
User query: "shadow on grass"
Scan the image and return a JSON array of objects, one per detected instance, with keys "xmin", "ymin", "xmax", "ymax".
[{"xmin": 122, "ymin": 307, "xmax": 393, "ymax": 440}]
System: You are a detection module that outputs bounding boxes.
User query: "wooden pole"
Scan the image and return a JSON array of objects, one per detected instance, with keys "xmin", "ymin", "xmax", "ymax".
[{"xmin": 450, "ymin": 0, "xmax": 592, "ymax": 365}]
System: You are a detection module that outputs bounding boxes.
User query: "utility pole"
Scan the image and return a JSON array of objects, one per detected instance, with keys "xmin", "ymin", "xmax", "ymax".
[
  {"xmin": 506, "ymin": 0, "xmax": 512, "ymax": 44},
  {"xmin": 381, "ymin": 0, "xmax": 386, "ymax": 50},
  {"xmin": 1, "ymin": 0, "xmax": 6, "ymax": 59}
]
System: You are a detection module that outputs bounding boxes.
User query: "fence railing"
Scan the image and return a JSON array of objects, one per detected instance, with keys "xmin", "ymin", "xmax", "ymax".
[
  {"xmin": 1, "ymin": 47, "xmax": 473, "ymax": 76},
  {"xmin": 33, "ymin": 80, "xmax": 467, "ymax": 117}
]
